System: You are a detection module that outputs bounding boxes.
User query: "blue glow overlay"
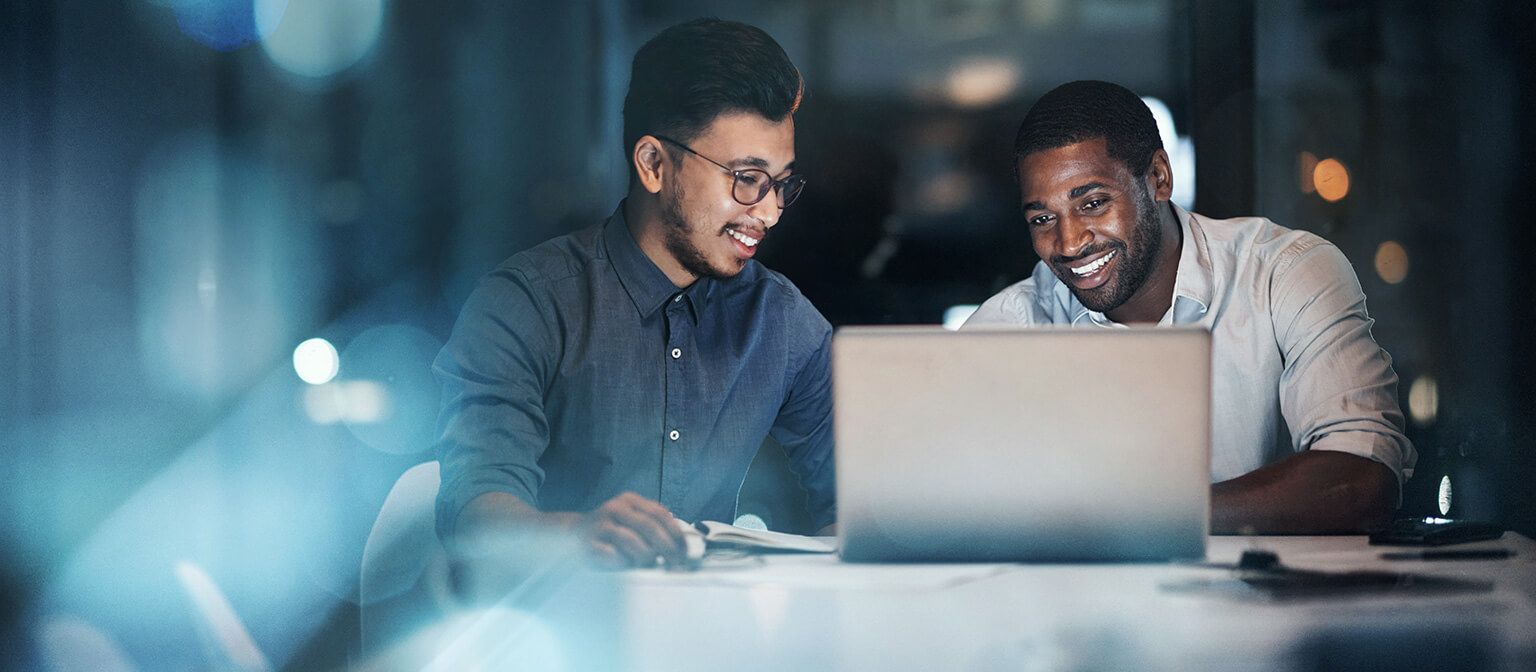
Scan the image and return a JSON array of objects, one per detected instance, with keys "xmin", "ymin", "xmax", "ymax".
[
  {"xmin": 255, "ymin": 0, "xmax": 383, "ymax": 80},
  {"xmin": 6, "ymin": 3, "xmax": 1531, "ymax": 670},
  {"xmin": 169, "ymin": 0, "xmax": 270, "ymax": 52}
]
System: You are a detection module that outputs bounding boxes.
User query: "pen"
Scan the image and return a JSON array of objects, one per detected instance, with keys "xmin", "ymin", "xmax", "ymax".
[{"xmin": 1380, "ymin": 549, "xmax": 1514, "ymax": 561}]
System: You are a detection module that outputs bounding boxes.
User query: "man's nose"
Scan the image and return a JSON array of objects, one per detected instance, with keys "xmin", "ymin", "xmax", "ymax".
[
  {"xmin": 748, "ymin": 196, "xmax": 781, "ymax": 229},
  {"xmin": 1055, "ymin": 215, "xmax": 1093, "ymax": 259}
]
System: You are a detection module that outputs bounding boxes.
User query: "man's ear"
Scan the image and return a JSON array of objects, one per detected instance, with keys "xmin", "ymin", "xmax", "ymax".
[
  {"xmin": 633, "ymin": 135, "xmax": 668, "ymax": 195},
  {"xmin": 1145, "ymin": 148, "xmax": 1174, "ymax": 202}
]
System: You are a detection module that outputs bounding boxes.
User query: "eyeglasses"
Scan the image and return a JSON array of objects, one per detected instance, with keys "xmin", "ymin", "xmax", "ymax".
[{"xmin": 654, "ymin": 135, "xmax": 806, "ymax": 208}]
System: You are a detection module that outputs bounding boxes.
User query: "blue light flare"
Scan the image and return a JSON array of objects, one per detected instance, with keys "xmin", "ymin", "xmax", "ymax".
[
  {"xmin": 338, "ymin": 325, "xmax": 441, "ymax": 456},
  {"xmin": 256, "ymin": 0, "xmax": 384, "ymax": 81},
  {"xmin": 162, "ymin": 0, "xmax": 277, "ymax": 52}
]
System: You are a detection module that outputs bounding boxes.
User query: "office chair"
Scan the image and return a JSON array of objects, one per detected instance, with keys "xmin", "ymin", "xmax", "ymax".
[{"xmin": 359, "ymin": 461, "xmax": 456, "ymax": 656}]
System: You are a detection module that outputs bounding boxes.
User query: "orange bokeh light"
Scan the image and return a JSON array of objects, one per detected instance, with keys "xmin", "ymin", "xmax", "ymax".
[
  {"xmin": 1313, "ymin": 158, "xmax": 1350, "ymax": 202},
  {"xmin": 1374, "ymin": 240, "xmax": 1409, "ymax": 284}
]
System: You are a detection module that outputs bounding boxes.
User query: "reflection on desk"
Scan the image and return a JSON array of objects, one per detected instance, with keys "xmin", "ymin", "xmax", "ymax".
[{"xmin": 617, "ymin": 534, "xmax": 1536, "ymax": 672}]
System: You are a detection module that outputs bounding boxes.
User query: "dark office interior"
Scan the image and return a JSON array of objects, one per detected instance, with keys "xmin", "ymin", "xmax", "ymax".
[{"xmin": 3, "ymin": 0, "xmax": 1534, "ymax": 669}]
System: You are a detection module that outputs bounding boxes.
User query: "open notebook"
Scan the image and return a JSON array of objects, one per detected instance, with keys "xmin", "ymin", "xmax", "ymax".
[{"xmin": 677, "ymin": 520, "xmax": 835, "ymax": 560}]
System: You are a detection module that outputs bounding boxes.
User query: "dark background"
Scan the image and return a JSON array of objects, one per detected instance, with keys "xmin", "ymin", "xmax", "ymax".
[{"xmin": 3, "ymin": 0, "xmax": 1533, "ymax": 669}]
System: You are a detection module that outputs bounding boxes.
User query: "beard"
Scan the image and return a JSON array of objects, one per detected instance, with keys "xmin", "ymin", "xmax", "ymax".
[
  {"xmin": 1060, "ymin": 183, "xmax": 1163, "ymax": 314},
  {"xmin": 659, "ymin": 183, "xmax": 745, "ymax": 281}
]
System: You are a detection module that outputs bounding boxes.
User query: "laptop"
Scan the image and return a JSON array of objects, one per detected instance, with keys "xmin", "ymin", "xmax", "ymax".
[{"xmin": 833, "ymin": 326, "xmax": 1210, "ymax": 562}]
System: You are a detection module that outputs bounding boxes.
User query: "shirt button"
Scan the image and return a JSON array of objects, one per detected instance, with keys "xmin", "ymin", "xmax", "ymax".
[
  {"xmin": 668, "ymin": 429, "xmax": 680, "ymax": 441},
  {"xmin": 670, "ymin": 348, "xmax": 682, "ymax": 359},
  {"xmin": 672, "ymin": 295, "xmax": 683, "ymax": 303}
]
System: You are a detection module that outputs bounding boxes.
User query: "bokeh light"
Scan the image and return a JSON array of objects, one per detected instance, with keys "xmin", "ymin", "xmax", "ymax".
[
  {"xmin": 1312, "ymin": 158, "xmax": 1350, "ymax": 202},
  {"xmin": 733, "ymin": 513, "xmax": 768, "ymax": 531},
  {"xmin": 293, "ymin": 338, "xmax": 340, "ymax": 385},
  {"xmin": 1408, "ymin": 375, "xmax": 1438, "ymax": 426},
  {"xmin": 165, "ymin": 0, "xmax": 266, "ymax": 52},
  {"xmin": 1374, "ymin": 240, "xmax": 1410, "ymax": 285},
  {"xmin": 338, "ymin": 325, "xmax": 441, "ymax": 455},
  {"xmin": 915, "ymin": 171, "xmax": 978, "ymax": 215},
  {"xmin": 303, "ymin": 381, "xmax": 388, "ymax": 424},
  {"xmin": 1438, "ymin": 475, "xmax": 1453, "ymax": 516},
  {"xmin": 256, "ymin": 0, "xmax": 384, "ymax": 80},
  {"xmin": 944, "ymin": 59, "xmax": 1021, "ymax": 108}
]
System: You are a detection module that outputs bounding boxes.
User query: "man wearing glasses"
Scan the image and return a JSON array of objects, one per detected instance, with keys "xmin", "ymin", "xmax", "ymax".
[{"xmin": 432, "ymin": 18, "xmax": 832, "ymax": 569}]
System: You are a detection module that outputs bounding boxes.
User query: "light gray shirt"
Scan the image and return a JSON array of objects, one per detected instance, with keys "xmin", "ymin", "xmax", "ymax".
[{"xmin": 964, "ymin": 203, "xmax": 1415, "ymax": 486}]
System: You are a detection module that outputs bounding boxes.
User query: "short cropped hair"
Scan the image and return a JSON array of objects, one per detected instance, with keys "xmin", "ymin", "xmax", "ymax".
[
  {"xmin": 622, "ymin": 18, "xmax": 803, "ymax": 176},
  {"xmin": 1013, "ymin": 80, "xmax": 1163, "ymax": 177}
]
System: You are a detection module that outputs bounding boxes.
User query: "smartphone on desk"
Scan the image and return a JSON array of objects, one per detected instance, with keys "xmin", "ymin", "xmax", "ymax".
[{"xmin": 1368, "ymin": 517, "xmax": 1504, "ymax": 546}]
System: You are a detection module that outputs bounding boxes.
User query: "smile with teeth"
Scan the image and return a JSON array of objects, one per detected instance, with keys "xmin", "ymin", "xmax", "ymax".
[
  {"xmin": 1070, "ymin": 249, "xmax": 1116, "ymax": 276},
  {"xmin": 727, "ymin": 229, "xmax": 760, "ymax": 247}
]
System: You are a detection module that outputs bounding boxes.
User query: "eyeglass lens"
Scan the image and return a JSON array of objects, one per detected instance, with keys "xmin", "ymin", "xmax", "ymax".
[{"xmin": 733, "ymin": 171, "xmax": 805, "ymax": 208}]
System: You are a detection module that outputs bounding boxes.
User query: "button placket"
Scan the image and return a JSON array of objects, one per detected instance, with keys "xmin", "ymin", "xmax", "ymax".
[{"xmin": 660, "ymin": 297, "xmax": 692, "ymax": 507}]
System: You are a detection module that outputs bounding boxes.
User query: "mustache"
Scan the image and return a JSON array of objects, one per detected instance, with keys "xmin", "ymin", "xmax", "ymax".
[
  {"xmin": 1051, "ymin": 241, "xmax": 1122, "ymax": 266},
  {"xmin": 723, "ymin": 223, "xmax": 767, "ymax": 239}
]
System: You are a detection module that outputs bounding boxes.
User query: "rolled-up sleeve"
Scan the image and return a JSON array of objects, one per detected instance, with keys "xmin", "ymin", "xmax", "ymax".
[
  {"xmin": 770, "ymin": 306, "xmax": 837, "ymax": 531},
  {"xmin": 1270, "ymin": 239, "xmax": 1417, "ymax": 488},
  {"xmin": 432, "ymin": 267, "xmax": 557, "ymax": 541}
]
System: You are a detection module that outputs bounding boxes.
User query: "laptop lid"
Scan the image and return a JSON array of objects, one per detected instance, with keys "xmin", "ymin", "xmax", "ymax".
[{"xmin": 834, "ymin": 326, "xmax": 1210, "ymax": 562}]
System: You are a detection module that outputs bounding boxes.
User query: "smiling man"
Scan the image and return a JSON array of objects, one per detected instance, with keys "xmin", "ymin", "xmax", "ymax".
[
  {"xmin": 966, "ymin": 81, "xmax": 1415, "ymax": 534},
  {"xmin": 433, "ymin": 19, "xmax": 834, "ymax": 569}
]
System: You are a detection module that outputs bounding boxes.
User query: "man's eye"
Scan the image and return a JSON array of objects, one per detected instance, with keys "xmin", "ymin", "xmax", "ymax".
[
  {"xmin": 1083, "ymin": 198, "xmax": 1106, "ymax": 210},
  {"xmin": 736, "ymin": 172, "xmax": 762, "ymax": 187},
  {"xmin": 1028, "ymin": 214, "xmax": 1053, "ymax": 227}
]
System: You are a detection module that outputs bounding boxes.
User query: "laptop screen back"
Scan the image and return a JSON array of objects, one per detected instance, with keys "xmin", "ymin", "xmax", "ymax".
[{"xmin": 834, "ymin": 326, "xmax": 1210, "ymax": 562}]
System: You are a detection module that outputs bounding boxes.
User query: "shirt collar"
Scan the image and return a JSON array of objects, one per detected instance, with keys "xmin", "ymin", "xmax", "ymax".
[
  {"xmin": 1168, "ymin": 202, "xmax": 1212, "ymax": 321},
  {"xmin": 1068, "ymin": 201, "xmax": 1212, "ymax": 327},
  {"xmin": 602, "ymin": 202, "xmax": 714, "ymax": 322},
  {"xmin": 677, "ymin": 274, "xmax": 714, "ymax": 323}
]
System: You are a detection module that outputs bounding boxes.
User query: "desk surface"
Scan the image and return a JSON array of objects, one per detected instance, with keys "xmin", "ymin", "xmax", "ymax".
[{"xmin": 618, "ymin": 534, "xmax": 1536, "ymax": 672}]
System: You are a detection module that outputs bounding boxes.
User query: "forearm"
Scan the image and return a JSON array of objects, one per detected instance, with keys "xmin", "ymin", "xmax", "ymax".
[
  {"xmin": 1259, "ymin": 242, "xmax": 1412, "ymax": 536},
  {"xmin": 451, "ymin": 491, "xmax": 580, "ymax": 552},
  {"xmin": 456, "ymin": 490, "xmax": 691, "ymax": 575},
  {"xmin": 1210, "ymin": 450, "xmax": 1397, "ymax": 534},
  {"xmin": 446, "ymin": 492, "xmax": 588, "ymax": 602}
]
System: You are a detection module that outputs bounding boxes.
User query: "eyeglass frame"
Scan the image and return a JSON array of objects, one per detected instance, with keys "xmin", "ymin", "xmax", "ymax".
[{"xmin": 652, "ymin": 135, "xmax": 807, "ymax": 208}]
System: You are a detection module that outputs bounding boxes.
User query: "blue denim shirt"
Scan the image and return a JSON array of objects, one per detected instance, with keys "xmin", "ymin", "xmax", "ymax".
[{"xmin": 433, "ymin": 204, "xmax": 836, "ymax": 538}]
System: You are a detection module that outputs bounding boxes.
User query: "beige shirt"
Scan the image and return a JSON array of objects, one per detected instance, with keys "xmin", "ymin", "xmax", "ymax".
[{"xmin": 964, "ymin": 203, "xmax": 1415, "ymax": 486}]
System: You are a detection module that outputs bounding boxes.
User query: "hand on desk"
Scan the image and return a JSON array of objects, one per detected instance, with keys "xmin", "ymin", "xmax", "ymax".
[
  {"xmin": 578, "ymin": 491, "xmax": 689, "ymax": 569},
  {"xmin": 454, "ymin": 490, "xmax": 687, "ymax": 572},
  {"xmin": 1211, "ymin": 450, "xmax": 1397, "ymax": 534}
]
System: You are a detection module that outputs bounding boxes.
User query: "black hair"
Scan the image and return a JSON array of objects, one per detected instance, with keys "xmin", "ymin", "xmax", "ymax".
[
  {"xmin": 622, "ymin": 18, "xmax": 802, "ymax": 177},
  {"xmin": 1013, "ymin": 80, "xmax": 1163, "ymax": 177}
]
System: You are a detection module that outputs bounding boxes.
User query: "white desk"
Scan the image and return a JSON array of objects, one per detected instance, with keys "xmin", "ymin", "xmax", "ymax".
[{"xmin": 618, "ymin": 534, "xmax": 1536, "ymax": 671}]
